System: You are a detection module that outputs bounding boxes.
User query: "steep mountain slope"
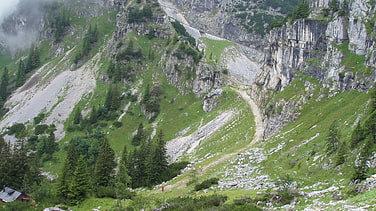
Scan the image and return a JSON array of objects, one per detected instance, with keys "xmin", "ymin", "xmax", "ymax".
[
  {"xmin": 250, "ymin": 0, "xmax": 376, "ymax": 138},
  {"xmin": 0, "ymin": 0, "xmax": 375, "ymax": 210}
]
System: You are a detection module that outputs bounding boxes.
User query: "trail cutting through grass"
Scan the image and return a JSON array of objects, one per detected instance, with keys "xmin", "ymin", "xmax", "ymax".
[
  {"xmin": 163, "ymin": 87, "xmax": 264, "ymax": 191},
  {"xmin": 197, "ymin": 88, "xmax": 264, "ymax": 176}
]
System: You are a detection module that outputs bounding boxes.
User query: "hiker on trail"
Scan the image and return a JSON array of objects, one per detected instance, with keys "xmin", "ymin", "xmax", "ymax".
[{"xmin": 162, "ymin": 186, "xmax": 165, "ymax": 191}]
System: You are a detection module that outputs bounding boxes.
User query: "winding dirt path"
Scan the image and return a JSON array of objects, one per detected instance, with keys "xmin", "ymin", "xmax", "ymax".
[
  {"xmin": 164, "ymin": 88, "xmax": 264, "ymax": 191},
  {"xmin": 197, "ymin": 88, "xmax": 264, "ymax": 175},
  {"xmin": 156, "ymin": 0, "xmax": 264, "ymax": 191}
]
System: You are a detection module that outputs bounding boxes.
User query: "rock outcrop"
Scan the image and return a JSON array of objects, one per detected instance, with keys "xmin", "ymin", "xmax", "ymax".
[
  {"xmin": 250, "ymin": 0, "xmax": 376, "ymax": 138},
  {"xmin": 109, "ymin": 0, "xmax": 223, "ymax": 112},
  {"xmin": 162, "ymin": 0, "xmax": 265, "ymax": 63}
]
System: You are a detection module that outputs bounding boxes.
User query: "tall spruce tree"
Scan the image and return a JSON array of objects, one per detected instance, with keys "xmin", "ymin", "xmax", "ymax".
[
  {"xmin": 0, "ymin": 135, "xmax": 11, "ymax": 186},
  {"xmin": 132, "ymin": 123, "xmax": 145, "ymax": 146},
  {"xmin": 8, "ymin": 140, "xmax": 29, "ymax": 190},
  {"xmin": 326, "ymin": 121, "xmax": 341, "ymax": 154},
  {"xmin": 68, "ymin": 156, "xmax": 90, "ymax": 204},
  {"xmin": 142, "ymin": 140, "xmax": 154, "ymax": 187},
  {"xmin": 73, "ymin": 107, "xmax": 82, "ymax": 125},
  {"xmin": 104, "ymin": 85, "xmax": 121, "ymax": 111},
  {"xmin": 89, "ymin": 106, "xmax": 98, "ymax": 124},
  {"xmin": 0, "ymin": 67, "xmax": 9, "ymax": 101},
  {"xmin": 57, "ymin": 141, "xmax": 79, "ymax": 200},
  {"xmin": 128, "ymin": 148, "xmax": 145, "ymax": 188},
  {"xmin": 25, "ymin": 46, "xmax": 40, "ymax": 73},
  {"xmin": 151, "ymin": 130, "xmax": 169, "ymax": 184},
  {"xmin": 94, "ymin": 139, "xmax": 116, "ymax": 186},
  {"xmin": 23, "ymin": 153, "xmax": 42, "ymax": 193},
  {"xmin": 16, "ymin": 60, "xmax": 26, "ymax": 87},
  {"xmin": 116, "ymin": 145, "xmax": 132, "ymax": 199}
]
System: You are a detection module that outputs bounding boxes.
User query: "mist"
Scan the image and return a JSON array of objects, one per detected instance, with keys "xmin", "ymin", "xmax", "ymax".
[
  {"xmin": 0, "ymin": 0, "xmax": 54, "ymax": 55},
  {"xmin": 0, "ymin": 0, "xmax": 20, "ymax": 26}
]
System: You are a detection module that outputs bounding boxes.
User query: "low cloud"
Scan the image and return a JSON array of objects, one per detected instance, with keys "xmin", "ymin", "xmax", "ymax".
[
  {"xmin": 0, "ymin": 0, "xmax": 47, "ymax": 54},
  {"xmin": 0, "ymin": 0, "xmax": 20, "ymax": 26}
]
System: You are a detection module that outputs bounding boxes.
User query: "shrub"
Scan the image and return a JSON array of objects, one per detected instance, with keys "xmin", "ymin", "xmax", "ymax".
[
  {"xmin": 165, "ymin": 161, "xmax": 189, "ymax": 181},
  {"xmin": 113, "ymin": 121, "xmax": 123, "ymax": 128},
  {"xmin": 194, "ymin": 177, "xmax": 219, "ymax": 191},
  {"xmin": 127, "ymin": 6, "xmax": 153, "ymax": 23},
  {"xmin": 34, "ymin": 124, "xmax": 49, "ymax": 135},
  {"xmin": 7, "ymin": 123, "xmax": 26, "ymax": 135},
  {"xmin": 171, "ymin": 20, "xmax": 196, "ymax": 46},
  {"xmin": 33, "ymin": 113, "xmax": 45, "ymax": 125},
  {"xmin": 95, "ymin": 186, "xmax": 117, "ymax": 198},
  {"xmin": 165, "ymin": 194, "xmax": 227, "ymax": 210}
]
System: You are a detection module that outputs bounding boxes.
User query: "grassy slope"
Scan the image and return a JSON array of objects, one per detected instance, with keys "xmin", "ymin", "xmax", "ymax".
[
  {"xmin": 55, "ymin": 28, "xmax": 374, "ymax": 209},
  {"xmin": 202, "ymin": 37, "xmax": 234, "ymax": 62},
  {"xmin": 2, "ymin": 1, "xmax": 375, "ymax": 210},
  {"xmin": 262, "ymin": 85, "xmax": 370, "ymax": 185},
  {"xmin": 126, "ymin": 77, "xmax": 373, "ymax": 210}
]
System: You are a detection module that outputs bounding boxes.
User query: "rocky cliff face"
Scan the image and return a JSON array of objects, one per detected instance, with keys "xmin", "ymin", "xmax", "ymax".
[
  {"xmin": 168, "ymin": 0, "xmax": 265, "ymax": 62},
  {"xmin": 251, "ymin": 0, "xmax": 376, "ymax": 138}
]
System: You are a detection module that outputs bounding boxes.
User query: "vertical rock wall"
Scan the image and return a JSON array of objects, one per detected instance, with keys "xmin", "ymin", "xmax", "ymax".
[{"xmin": 251, "ymin": 0, "xmax": 376, "ymax": 138}]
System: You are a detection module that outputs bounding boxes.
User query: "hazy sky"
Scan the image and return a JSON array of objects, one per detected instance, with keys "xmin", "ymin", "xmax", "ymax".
[{"xmin": 0, "ymin": 0, "xmax": 20, "ymax": 25}]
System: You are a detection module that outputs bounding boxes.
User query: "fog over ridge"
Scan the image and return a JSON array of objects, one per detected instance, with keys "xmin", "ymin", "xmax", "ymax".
[{"xmin": 0, "ymin": 0, "xmax": 20, "ymax": 26}]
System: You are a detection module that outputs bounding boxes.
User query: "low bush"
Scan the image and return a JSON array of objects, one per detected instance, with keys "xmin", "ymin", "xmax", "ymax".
[
  {"xmin": 194, "ymin": 177, "xmax": 219, "ymax": 191},
  {"xmin": 95, "ymin": 186, "xmax": 117, "ymax": 198},
  {"xmin": 113, "ymin": 121, "xmax": 123, "ymax": 128},
  {"xmin": 7, "ymin": 123, "xmax": 25, "ymax": 135},
  {"xmin": 165, "ymin": 194, "xmax": 227, "ymax": 210}
]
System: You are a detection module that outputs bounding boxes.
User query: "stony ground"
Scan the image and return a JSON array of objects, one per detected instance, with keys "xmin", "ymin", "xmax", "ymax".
[{"xmin": 0, "ymin": 49, "xmax": 99, "ymax": 143}]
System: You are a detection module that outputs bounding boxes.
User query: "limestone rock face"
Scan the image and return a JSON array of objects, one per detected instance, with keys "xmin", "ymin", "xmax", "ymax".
[
  {"xmin": 203, "ymin": 88, "xmax": 223, "ymax": 113},
  {"xmin": 251, "ymin": 0, "xmax": 376, "ymax": 138},
  {"xmin": 258, "ymin": 0, "xmax": 375, "ymax": 93},
  {"xmin": 169, "ymin": 0, "xmax": 265, "ymax": 62}
]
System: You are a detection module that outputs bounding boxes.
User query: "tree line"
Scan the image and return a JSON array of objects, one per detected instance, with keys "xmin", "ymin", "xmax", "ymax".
[{"xmin": 56, "ymin": 129, "xmax": 186, "ymax": 204}]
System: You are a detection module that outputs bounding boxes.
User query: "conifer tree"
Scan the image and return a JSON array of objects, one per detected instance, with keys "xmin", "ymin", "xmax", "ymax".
[
  {"xmin": 141, "ymin": 140, "xmax": 154, "ymax": 187},
  {"xmin": 116, "ymin": 145, "xmax": 131, "ymax": 186},
  {"xmin": 25, "ymin": 46, "xmax": 40, "ymax": 73},
  {"xmin": 94, "ymin": 139, "xmax": 116, "ymax": 186},
  {"xmin": 0, "ymin": 135, "xmax": 11, "ymax": 186},
  {"xmin": 295, "ymin": 0, "xmax": 310, "ymax": 19},
  {"xmin": 151, "ymin": 130, "xmax": 169, "ymax": 183},
  {"xmin": 116, "ymin": 145, "xmax": 132, "ymax": 198},
  {"xmin": 57, "ymin": 141, "xmax": 79, "ymax": 199},
  {"xmin": 107, "ymin": 62, "xmax": 116, "ymax": 80},
  {"xmin": 128, "ymin": 148, "xmax": 145, "ymax": 188},
  {"xmin": 73, "ymin": 107, "xmax": 82, "ymax": 125},
  {"xmin": 105, "ymin": 85, "xmax": 121, "ymax": 111},
  {"xmin": 132, "ymin": 123, "xmax": 145, "ymax": 146},
  {"xmin": 334, "ymin": 142, "xmax": 347, "ymax": 166},
  {"xmin": 8, "ymin": 140, "xmax": 29, "ymax": 189},
  {"xmin": 68, "ymin": 156, "xmax": 90, "ymax": 204},
  {"xmin": 0, "ymin": 67, "xmax": 9, "ymax": 101},
  {"xmin": 326, "ymin": 121, "xmax": 341, "ymax": 154},
  {"xmin": 89, "ymin": 106, "xmax": 98, "ymax": 124},
  {"xmin": 104, "ymin": 86, "xmax": 114, "ymax": 111},
  {"xmin": 16, "ymin": 60, "xmax": 26, "ymax": 87},
  {"xmin": 23, "ymin": 153, "xmax": 42, "ymax": 193},
  {"xmin": 111, "ymin": 86, "xmax": 121, "ymax": 111},
  {"xmin": 44, "ymin": 131, "xmax": 58, "ymax": 160}
]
